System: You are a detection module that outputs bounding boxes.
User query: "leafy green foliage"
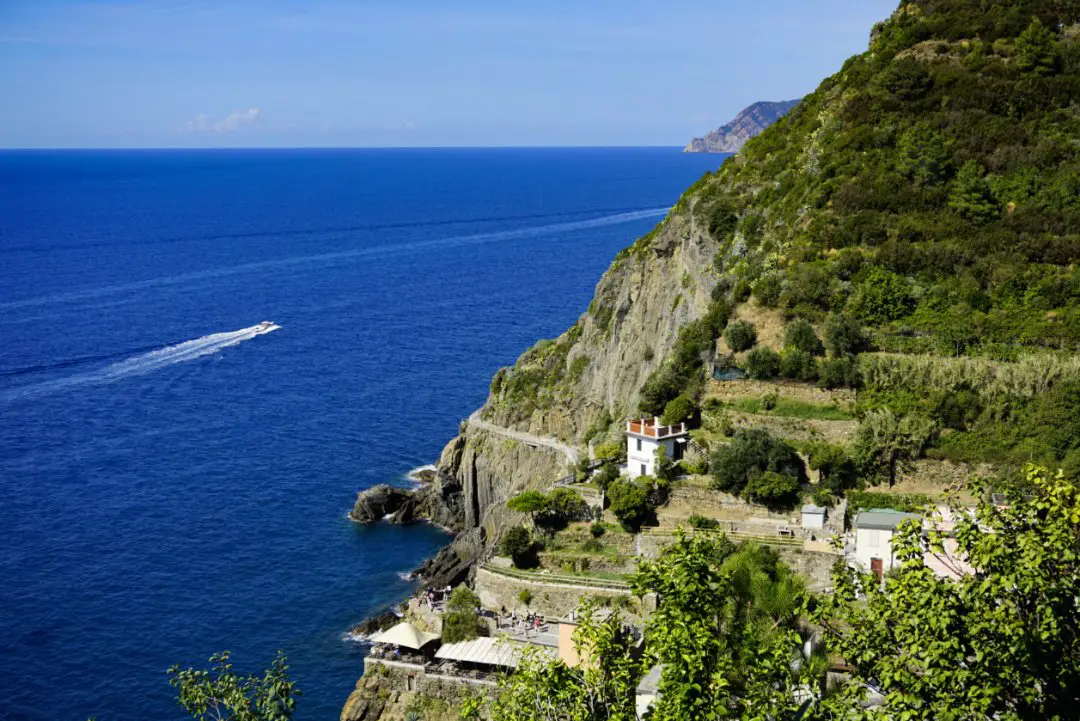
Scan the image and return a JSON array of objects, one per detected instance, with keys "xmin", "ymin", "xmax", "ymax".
[
  {"xmin": 711, "ymin": 429, "xmax": 805, "ymax": 497},
  {"xmin": 606, "ymin": 478, "xmax": 653, "ymax": 532},
  {"xmin": 852, "ymin": 408, "xmax": 937, "ymax": 485},
  {"xmin": 500, "ymin": 526, "xmax": 538, "ymax": 568},
  {"xmin": 491, "ymin": 603, "xmax": 639, "ymax": 721},
  {"xmin": 659, "ymin": 394, "xmax": 694, "ymax": 425},
  {"xmin": 779, "ymin": 348, "xmax": 819, "ymax": 381},
  {"xmin": 817, "ymin": 465, "xmax": 1080, "ymax": 719},
  {"xmin": 508, "ymin": 489, "xmax": 589, "ymax": 534},
  {"xmin": 442, "ymin": 586, "xmax": 484, "ymax": 644},
  {"xmin": 593, "ymin": 462, "xmax": 620, "ymax": 492},
  {"xmin": 783, "ymin": 318, "xmax": 824, "ymax": 355},
  {"xmin": 822, "ymin": 313, "xmax": 867, "ymax": 356},
  {"xmin": 593, "ymin": 442, "xmax": 624, "ymax": 463},
  {"xmin": 948, "ymin": 160, "xmax": 1000, "ymax": 223},
  {"xmin": 687, "ymin": 512, "xmax": 719, "ymax": 529},
  {"xmin": 850, "ymin": 267, "xmax": 914, "ymax": 324},
  {"xmin": 744, "ymin": 346, "xmax": 781, "ymax": 379},
  {"xmin": 1016, "ymin": 17, "xmax": 1060, "ymax": 75},
  {"xmin": 507, "ymin": 491, "xmax": 549, "ymax": 518},
  {"xmin": 168, "ymin": 651, "xmax": 299, "ymax": 721},
  {"xmin": 724, "ymin": 320, "xmax": 757, "ymax": 352},
  {"xmin": 805, "ymin": 441, "xmax": 857, "ymax": 494},
  {"xmin": 742, "ymin": 470, "xmax": 801, "ymax": 508},
  {"xmin": 817, "ymin": 354, "xmax": 860, "ymax": 389},
  {"xmin": 633, "ymin": 534, "xmax": 813, "ymax": 721}
]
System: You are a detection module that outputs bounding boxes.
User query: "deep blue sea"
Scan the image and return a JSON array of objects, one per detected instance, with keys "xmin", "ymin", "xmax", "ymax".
[{"xmin": 0, "ymin": 148, "xmax": 723, "ymax": 721}]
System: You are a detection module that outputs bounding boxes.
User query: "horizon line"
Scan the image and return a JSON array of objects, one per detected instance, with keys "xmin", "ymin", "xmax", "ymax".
[{"xmin": 0, "ymin": 144, "xmax": 700, "ymax": 152}]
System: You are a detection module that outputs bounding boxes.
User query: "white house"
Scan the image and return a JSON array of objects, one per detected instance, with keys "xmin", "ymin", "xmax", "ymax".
[
  {"xmin": 625, "ymin": 417, "xmax": 689, "ymax": 479},
  {"xmin": 801, "ymin": 504, "xmax": 827, "ymax": 531},
  {"xmin": 853, "ymin": 509, "xmax": 921, "ymax": 578}
]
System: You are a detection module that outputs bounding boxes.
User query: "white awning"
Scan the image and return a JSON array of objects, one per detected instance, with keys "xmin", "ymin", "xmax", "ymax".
[
  {"xmin": 371, "ymin": 621, "xmax": 441, "ymax": 650},
  {"xmin": 435, "ymin": 636, "xmax": 554, "ymax": 668}
]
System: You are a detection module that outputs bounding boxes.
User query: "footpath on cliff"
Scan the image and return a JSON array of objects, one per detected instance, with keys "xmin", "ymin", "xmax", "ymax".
[{"xmin": 466, "ymin": 410, "xmax": 582, "ymax": 466}]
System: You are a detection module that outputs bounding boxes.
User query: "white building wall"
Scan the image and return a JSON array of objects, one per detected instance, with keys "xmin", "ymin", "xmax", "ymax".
[
  {"xmin": 854, "ymin": 527, "xmax": 897, "ymax": 573},
  {"xmin": 626, "ymin": 437, "xmax": 677, "ymax": 479},
  {"xmin": 801, "ymin": 511, "xmax": 825, "ymax": 530}
]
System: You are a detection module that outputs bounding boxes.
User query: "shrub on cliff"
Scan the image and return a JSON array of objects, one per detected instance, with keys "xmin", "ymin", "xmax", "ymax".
[
  {"xmin": 660, "ymin": 394, "xmax": 695, "ymax": 425},
  {"xmin": 783, "ymin": 319, "xmax": 824, "ymax": 356},
  {"xmin": 712, "ymin": 429, "xmax": 805, "ymax": 497},
  {"xmin": 441, "ymin": 586, "xmax": 484, "ymax": 644},
  {"xmin": 542, "ymin": 488, "xmax": 589, "ymax": 530},
  {"xmin": 607, "ymin": 478, "xmax": 653, "ymax": 532},
  {"xmin": 500, "ymin": 526, "xmax": 537, "ymax": 568},
  {"xmin": 745, "ymin": 346, "xmax": 781, "ymax": 380},
  {"xmin": 724, "ymin": 320, "xmax": 757, "ymax": 352},
  {"xmin": 742, "ymin": 471, "xmax": 801, "ymax": 509},
  {"xmin": 593, "ymin": 462, "xmax": 620, "ymax": 492}
]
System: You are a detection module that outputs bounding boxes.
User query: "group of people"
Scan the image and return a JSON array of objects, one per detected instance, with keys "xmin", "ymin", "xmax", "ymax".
[
  {"xmin": 504, "ymin": 609, "xmax": 545, "ymax": 635},
  {"xmin": 424, "ymin": 585, "xmax": 452, "ymax": 611}
]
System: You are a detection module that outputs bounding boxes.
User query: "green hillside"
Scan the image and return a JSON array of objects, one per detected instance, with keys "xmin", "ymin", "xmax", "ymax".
[{"xmin": 637, "ymin": 0, "xmax": 1080, "ymax": 478}]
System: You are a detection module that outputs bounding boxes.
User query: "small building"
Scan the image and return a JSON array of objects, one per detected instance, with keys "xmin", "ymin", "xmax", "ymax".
[
  {"xmin": 801, "ymin": 504, "xmax": 827, "ymax": 531},
  {"xmin": 853, "ymin": 509, "xmax": 921, "ymax": 579},
  {"xmin": 434, "ymin": 636, "xmax": 553, "ymax": 674},
  {"xmin": 625, "ymin": 417, "xmax": 689, "ymax": 479}
]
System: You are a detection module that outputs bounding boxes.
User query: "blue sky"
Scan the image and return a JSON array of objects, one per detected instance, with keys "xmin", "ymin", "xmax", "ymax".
[{"xmin": 0, "ymin": 0, "xmax": 898, "ymax": 148}]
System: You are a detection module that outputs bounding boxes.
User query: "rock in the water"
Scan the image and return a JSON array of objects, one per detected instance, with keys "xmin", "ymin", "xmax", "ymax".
[
  {"xmin": 349, "ymin": 609, "xmax": 399, "ymax": 639},
  {"xmin": 349, "ymin": 484, "xmax": 419, "ymax": 524}
]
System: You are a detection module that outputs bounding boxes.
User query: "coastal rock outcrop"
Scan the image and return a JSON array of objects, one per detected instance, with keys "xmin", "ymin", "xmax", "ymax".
[
  {"xmin": 349, "ymin": 484, "xmax": 418, "ymax": 523},
  {"xmin": 349, "ymin": 473, "xmax": 465, "ymax": 530},
  {"xmin": 684, "ymin": 99, "xmax": 800, "ymax": 153}
]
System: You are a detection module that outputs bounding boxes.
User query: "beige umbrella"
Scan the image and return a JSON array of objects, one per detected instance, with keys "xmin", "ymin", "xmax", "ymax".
[{"xmin": 371, "ymin": 621, "xmax": 441, "ymax": 650}]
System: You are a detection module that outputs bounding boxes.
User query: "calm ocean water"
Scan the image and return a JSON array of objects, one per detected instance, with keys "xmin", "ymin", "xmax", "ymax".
[{"xmin": 0, "ymin": 148, "xmax": 723, "ymax": 720}]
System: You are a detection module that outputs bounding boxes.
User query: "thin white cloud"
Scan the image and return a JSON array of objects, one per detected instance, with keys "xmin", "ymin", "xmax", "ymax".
[
  {"xmin": 184, "ymin": 108, "xmax": 262, "ymax": 133},
  {"xmin": 213, "ymin": 108, "xmax": 261, "ymax": 132}
]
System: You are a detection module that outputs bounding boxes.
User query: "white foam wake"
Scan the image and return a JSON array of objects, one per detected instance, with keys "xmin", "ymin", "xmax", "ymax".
[
  {"xmin": 0, "ymin": 208, "xmax": 670, "ymax": 313},
  {"xmin": 101, "ymin": 324, "xmax": 278, "ymax": 380},
  {"xmin": 0, "ymin": 323, "xmax": 279, "ymax": 402}
]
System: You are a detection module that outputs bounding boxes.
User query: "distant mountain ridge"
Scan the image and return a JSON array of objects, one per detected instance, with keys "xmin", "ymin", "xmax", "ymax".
[{"xmin": 684, "ymin": 99, "xmax": 801, "ymax": 153}]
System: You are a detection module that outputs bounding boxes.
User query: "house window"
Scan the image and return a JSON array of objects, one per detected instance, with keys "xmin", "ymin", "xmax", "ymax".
[
  {"xmin": 641, "ymin": 463, "xmax": 647, "ymax": 476},
  {"xmin": 636, "ymin": 438, "xmax": 642, "ymax": 452}
]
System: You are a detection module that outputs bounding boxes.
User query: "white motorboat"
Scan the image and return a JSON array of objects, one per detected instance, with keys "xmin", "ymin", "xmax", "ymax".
[{"xmin": 254, "ymin": 320, "xmax": 279, "ymax": 334}]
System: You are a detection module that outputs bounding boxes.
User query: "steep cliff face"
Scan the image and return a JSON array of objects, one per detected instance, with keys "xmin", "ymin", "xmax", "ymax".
[
  {"xmin": 684, "ymin": 99, "xmax": 801, "ymax": 154},
  {"xmin": 435, "ymin": 207, "xmax": 724, "ymax": 536}
]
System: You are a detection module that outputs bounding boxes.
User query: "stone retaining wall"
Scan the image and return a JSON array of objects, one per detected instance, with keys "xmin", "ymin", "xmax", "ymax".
[{"xmin": 475, "ymin": 566, "xmax": 632, "ymax": 617}]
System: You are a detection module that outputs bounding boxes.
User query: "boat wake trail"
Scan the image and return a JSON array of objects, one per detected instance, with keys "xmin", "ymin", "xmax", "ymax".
[
  {"xmin": 0, "ymin": 324, "xmax": 279, "ymax": 402},
  {"xmin": 0, "ymin": 208, "xmax": 670, "ymax": 313}
]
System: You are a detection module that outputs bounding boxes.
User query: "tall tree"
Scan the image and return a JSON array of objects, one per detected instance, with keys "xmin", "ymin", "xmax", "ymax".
[{"xmin": 632, "ymin": 533, "xmax": 814, "ymax": 721}]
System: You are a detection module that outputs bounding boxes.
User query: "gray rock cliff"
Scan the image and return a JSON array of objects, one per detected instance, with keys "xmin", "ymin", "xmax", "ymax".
[{"xmin": 684, "ymin": 99, "xmax": 800, "ymax": 153}]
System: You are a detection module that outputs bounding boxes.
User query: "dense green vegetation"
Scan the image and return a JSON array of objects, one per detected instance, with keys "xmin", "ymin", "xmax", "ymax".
[
  {"xmin": 506, "ymin": 488, "xmax": 590, "ymax": 534},
  {"xmin": 712, "ymin": 429, "xmax": 806, "ymax": 508},
  {"xmin": 485, "ymin": 464, "xmax": 1080, "ymax": 720},
  {"xmin": 441, "ymin": 585, "xmax": 485, "ymax": 644},
  {"xmin": 695, "ymin": 2, "xmax": 1080, "ymax": 352}
]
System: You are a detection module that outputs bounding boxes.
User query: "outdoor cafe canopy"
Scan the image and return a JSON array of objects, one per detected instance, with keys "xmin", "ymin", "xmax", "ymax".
[{"xmin": 371, "ymin": 621, "xmax": 441, "ymax": 650}]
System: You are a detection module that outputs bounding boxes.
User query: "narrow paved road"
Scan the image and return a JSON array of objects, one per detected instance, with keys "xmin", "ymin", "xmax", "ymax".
[{"xmin": 467, "ymin": 410, "xmax": 581, "ymax": 465}]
